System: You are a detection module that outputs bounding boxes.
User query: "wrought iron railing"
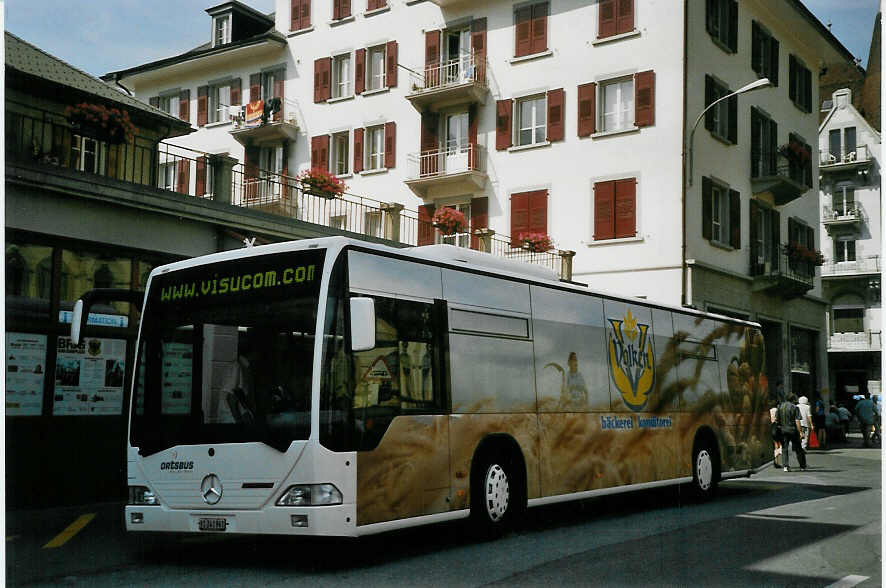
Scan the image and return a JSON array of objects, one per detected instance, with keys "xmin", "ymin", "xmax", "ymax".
[
  {"xmin": 409, "ymin": 52, "xmax": 487, "ymax": 93},
  {"xmin": 822, "ymin": 202, "xmax": 863, "ymax": 223},
  {"xmin": 749, "ymin": 246, "xmax": 815, "ymax": 285},
  {"xmin": 820, "ymin": 145, "xmax": 871, "ymax": 166},
  {"xmin": 407, "ymin": 144, "xmax": 483, "ymax": 180}
]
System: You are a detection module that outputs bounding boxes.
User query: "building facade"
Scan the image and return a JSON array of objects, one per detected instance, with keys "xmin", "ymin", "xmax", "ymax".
[
  {"xmin": 818, "ymin": 87, "xmax": 881, "ymax": 404},
  {"xmin": 106, "ymin": 0, "xmax": 858, "ymax": 399}
]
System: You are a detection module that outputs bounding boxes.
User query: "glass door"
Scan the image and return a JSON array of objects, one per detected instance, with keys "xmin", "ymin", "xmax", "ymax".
[
  {"xmin": 445, "ymin": 29, "xmax": 471, "ymax": 83},
  {"xmin": 444, "ymin": 113, "xmax": 469, "ymax": 173}
]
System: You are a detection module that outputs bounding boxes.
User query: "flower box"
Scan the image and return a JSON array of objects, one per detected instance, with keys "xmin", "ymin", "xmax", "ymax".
[
  {"xmin": 432, "ymin": 207, "xmax": 467, "ymax": 235},
  {"xmin": 785, "ymin": 242, "xmax": 824, "ymax": 266},
  {"xmin": 521, "ymin": 232, "xmax": 554, "ymax": 253},
  {"xmin": 65, "ymin": 102, "xmax": 137, "ymax": 144},
  {"xmin": 296, "ymin": 167, "xmax": 347, "ymax": 199}
]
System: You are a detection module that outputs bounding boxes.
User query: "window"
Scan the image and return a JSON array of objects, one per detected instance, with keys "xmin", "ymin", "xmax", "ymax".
[
  {"xmin": 159, "ymin": 95, "xmax": 179, "ymax": 119},
  {"xmin": 330, "ymin": 215, "xmax": 347, "ymax": 230},
  {"xmin": 332, "ymin": 0, "xmax": 351, "ymax": 20},
  {"xmin": 593, "ymin": 179, "xmax": 636, "ymax": 241},
  {"xmin": 367, "ymin": 45, "xmax": 386, "ymax": 91},
  {"xmin": 213, "ymin": 15, "xmax": 231, "ymax": 47},
  {"xmin": 291, "ymin": 0, "xmax": 311, "ymax": 31},
  {"xmin": 789, "ymin": 55, "xmax": 812, "ymax": 112},
  {"xmin": 332, "ymin": 131, "xmax": 349, "ymax": 176},
  {"xmin": 750, "ymin": 107, "xmax": 777, "ymax": 177},
  {"xmin": 706, "ymin": 0, "xmax": 736, "ymax": 52},
  {"xmin": 365, "ymin": 125, "xmax": 384, "ymax": 170},
  {"xmin": 209, "ymin": 83, "xmax": 231, "ymax": 124},
  {"xmin": 598, "ymin": 0, "xmax": 634, "ymax": 39},
  {"xmin": 751, "ymin": 22, "xmax": 779, "ymax": 85},
  {"xmin": 832, "ymin": 185, "xmax": 856, "ymax": 216},
  {"xmin": 705, "ymin": 75, "xmax": 736, "ymax": 143},
  {"xmin": 444, "ymin": 28, "xmax": 472, "ymax": 83},
  {"xmin": 445, "ymin": 112, "xmax": 470, "ymax": 153},
  {"xmin": 834, "ymin": 238, "xmax": 856, "ymax": 263},
  {"xmin": 332, "ymin": 53, "xmax": 351, "ymax": 98},
  {"xmin": 749, "ymin": 199, "xmax": 778, "ymax": 275},
  {"xmin": 788, "ymin": 217, "xmax": 812, "ymax": 249},
  {"xmin": 833, "ymin": 308, "xmax": 864, "ymax": 333},
  {"xmin": 514, "ymin": 1, "xmax": 547, "ymax": 57},
  {"xmin": 364, "ymin": 211, "xmax": 383, "ymax": 238},
  {"xmin": 158, "ymin": 162, "xmax": 176, "ymax": 191},
  {"xmin": 828, "ymin": 127, "xmax": 857, "ymax": 162},
  {"xmin": 516, "ymin": 95, "xmax": 546, "ymax": 146},
  {"xmin": 711, "ymin": 185, "xmax": 726, "ymax": 244},
  {"xmin": 786, "ymin": 133, "xmax": 813, "ymax": 188},
  {"xmin": 71, "ymin": 135, "xmax": 102, "ymax": 173},
  {"xmin": 437, "ymin": 203, "xmax": 472, "ymax": 248},
  {"xmin": 601, "ymin": 78, "xmax": 634, "ymax": 132}
]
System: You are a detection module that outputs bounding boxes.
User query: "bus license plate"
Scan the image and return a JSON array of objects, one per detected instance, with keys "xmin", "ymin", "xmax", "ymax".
[{"xmin": 198, "ymin": 517, "xmax": 227, "ymax": 532}]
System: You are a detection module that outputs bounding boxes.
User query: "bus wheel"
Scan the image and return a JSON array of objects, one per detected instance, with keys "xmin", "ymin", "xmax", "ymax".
[
  {"xmin": 691, "ymin": 441, "xmax": 719, "ymax": 499},
  {"xmin": 470, "ymin": 450, "xmax": 521, "ymax": 538}
]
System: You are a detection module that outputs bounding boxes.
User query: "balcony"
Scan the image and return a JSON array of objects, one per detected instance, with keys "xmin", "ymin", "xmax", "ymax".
[
  {"xmin": 751, "ymin": 152, "xmax": 809, "ymax": 205},
  {"xmin": 821, "ymin": 255, "xmax": 881, "ymax": 277},
  {"xmin": 828, "ymin": 331, "xmax": 882, "ymax": 353},
  {"xmin": 229, "ymin": 100, "xmax": 299, "ymax": 146},
  {"xmin": 819, "ymin": 145, "xmax": 873, "ymax": 173},
  {"xmin": 750, "ymin": 248, "xmax": 815, "ymax": 298},
  {"xmin": 822, "ymin": 202, "xmax": 864, "ymax": 234},
  {"xmin": 404, "ymin": 144, "xmax": 486, "ymax": 199},
  {"xmin": 405, "ymin": 53, "xmax": 487, "ymax": 113}
]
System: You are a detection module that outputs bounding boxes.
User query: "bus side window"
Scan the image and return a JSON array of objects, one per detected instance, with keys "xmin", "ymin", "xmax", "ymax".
[{"xmin": 351, "ymin": 296, "xmax": 439, "ymax": 450}]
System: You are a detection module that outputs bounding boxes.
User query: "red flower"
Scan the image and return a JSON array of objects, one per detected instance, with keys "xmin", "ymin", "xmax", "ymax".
[{"xmin": 432, "ymin": 207, "xmax": 467, "ymax": 235}]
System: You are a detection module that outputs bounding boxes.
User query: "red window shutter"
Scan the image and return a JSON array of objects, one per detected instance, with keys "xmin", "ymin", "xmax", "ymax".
[
  {"xmin": 386, "ymin": 41, "xmax": 398, "ymax": 88},
  {"xmin": 273, "ymin": 76, "xmax": 284, "ymax": 121},
  {"xmin": 418, "ymin": 204, "xmax": 436, "ymax": 246},
  {"xmin": 496, "ymin": 99, "xmax": 513, "ymax": 151},
  {"xmin": 468, "ymin": 104, "xmax": 479, "ymax": 169},
  {"xmin": 511, "ymin": 191, "xmax": 530, "ymax": 245},
  {"xmin": 290, "ymin": 0, "xmax": 299, "ymax": 30},
  {"xmin": 149, "ymin": 96, "xmax": 160, "ymax": 108},
  {"xmin": 729, "ymin": 189, "xmax": 741, "ymax": 249},
  {"xmin": 577, "ymin": 82, "xmax": 596, "ymax": 137},
  {"xmin": 355, "ymin": 49, "xmax": 366, "ymax": 94},
  {"xmin": 282, "ymin": 141, "xmax": 289, "ymax": 179},
  {"xmin": 515, "ymin": 6, "xmax": 531, "ymax": 57},
  {"xmin": 197, "ymin": 85, "xmax": 208, "ymax": 127},
  {"xmin": 634, "ymin": 70, "xmax": 655, "ymax": 127},
  {"xmin": 546, "ymin": 88, "xmax": 564, "ymax": 142},
  {"xmin": 384, "ymin": 121, "xmax": 396, "ymax": 168},
  {"xmin": 425, "ymin": 31, "xmax": 440, "ymax": 88},
  {"xmin": 353, "ymin": 127, "xmax": 364, "ymax": 173},
  {"xmin": 179, "ymin": 89, "xmax": 190, "ymax": 123},
  {"xmin": 529, "ymin": 190, "xmax": 548, "ymax": 235},
  {"xmin": 614, "ymin": 178, "xmax": 636, "ymax": 238},
  {"xmin": 195, "ymin": 156, "xmax": 207, "ymax": 196},
  {"xmin": 594, "ymin": 181, "xmax": 615, "ymax": 240},
  {"xmin": 333, "ymin": 0, "xmax": 341, "ymax": 20},
  {"xmin": 229, "ymin": 79, "xmax": 241, "ymax": 106},
  {"xmin": 599, "ymin": 0, "xmax": 616, "ymax": 39},
  {"xmin": 311, "ymin": 135, "xmax": 330, "ymax": 171},
  {"xmin": 314, "ymin": 58, "xmax": 331, "ymax": 102},
  {"xmin": 300, "ymin": 0, "xmax": 311, "ymax": 30},
  {"xmin": 616, "ymin": 0, "xmax": 634, "ymax": 35},
  {"xmin": 470, "ymin": 196, "xmax": 488, "ymax": 250},
  {"xmin": 176, "ymin": 159, "xmax": 190, "ymax": 194},
  {"xmin": 420, "ymin": 113, "xmax": 439, "ymax": 175},
  {"xmin": 531, "ymin": 2, "xmax": 548, "ymax": 54},
  {"xmin": 471, "ymin": 18, "xmax": 487, "ymax": 82},
  {"xmin": 245, "ymin": 146, "xmax": 259, "ymax": 200},
  {"xmin": 250, "ymin": 73, "xmax": 261, "ymax": 103}
]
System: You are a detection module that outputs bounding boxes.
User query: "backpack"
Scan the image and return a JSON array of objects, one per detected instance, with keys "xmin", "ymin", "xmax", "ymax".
[{"xmin": 778, "ymin": 402, "xmax": 797, "ymax": 435}]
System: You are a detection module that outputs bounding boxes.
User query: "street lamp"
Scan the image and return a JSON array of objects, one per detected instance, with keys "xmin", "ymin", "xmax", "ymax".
[{"xmin": 687, "ymin": 77, "xmax": 771, "ymax": 186}]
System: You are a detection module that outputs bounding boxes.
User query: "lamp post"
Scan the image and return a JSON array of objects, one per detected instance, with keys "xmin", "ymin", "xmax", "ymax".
[{"xmin": 687, "ymin": 77, "xmax": 771, "ymax": 186}]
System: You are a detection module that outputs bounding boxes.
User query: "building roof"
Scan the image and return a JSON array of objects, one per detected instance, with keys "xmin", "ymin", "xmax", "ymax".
[
  {"xmin": 786, "ymin": 0, "xmax": 860, "ymax": 66},
  {"xmin": 4, "ymin": 31, "xmax": 191, "ymax": 131},
  {"xmin": 205, "ymin": 0, "xmax": 274, "ymax": 24}
]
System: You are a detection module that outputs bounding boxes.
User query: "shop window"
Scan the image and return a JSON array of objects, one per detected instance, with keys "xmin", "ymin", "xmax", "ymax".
[
  {"xmin": 60, "ymin": 250, "xmax": 131, "ymax": 326},
  {"xmin": 5, "ymin": 242, "xmax": 53, "ymax": 321}
]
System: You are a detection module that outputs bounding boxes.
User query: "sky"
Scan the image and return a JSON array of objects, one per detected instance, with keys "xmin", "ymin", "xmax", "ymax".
[{"xmin": 3, "ymin": 0, "xmax": 881, "ymax": 79}]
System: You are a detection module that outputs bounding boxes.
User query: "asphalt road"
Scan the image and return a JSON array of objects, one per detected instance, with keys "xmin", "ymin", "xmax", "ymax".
[{"xmin": 7, "ymin": 437, "xmax": 881, "ymax": 587}]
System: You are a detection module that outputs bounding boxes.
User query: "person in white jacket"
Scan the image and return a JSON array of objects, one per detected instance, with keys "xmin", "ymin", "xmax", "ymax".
[{"xmin": 798, "ymin": 396, "xmax": 814, "ymax": 449}]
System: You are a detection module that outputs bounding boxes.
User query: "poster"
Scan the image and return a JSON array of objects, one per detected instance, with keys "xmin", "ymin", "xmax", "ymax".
[
  {"xmin": 161, "ymin": 342, "xmax": 192, "ymax": 414},
  {"xmin": 53, "ymin": 337, "xmax": 127, "ymax": 416},
  {"xmin": 6, "ymin": 332, "xmax": 48, "ymax": 416}
]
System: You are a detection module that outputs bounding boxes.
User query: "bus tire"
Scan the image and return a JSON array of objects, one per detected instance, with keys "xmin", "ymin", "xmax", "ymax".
[
  {"xmin": 691, "ymin": 439, "xmax": 719, "ymax": 500},
  {"xmin": 470, "ymin": 447, "xmax": 523, "ymax": 539}
]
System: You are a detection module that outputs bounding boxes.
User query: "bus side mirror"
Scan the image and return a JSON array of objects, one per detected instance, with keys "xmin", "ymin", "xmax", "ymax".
[
  {"xmin": 71, "ymin": 299, "xmax": 86, "ymax": 345},
  {"xmin": 350, "ymin": 297, "xmax": 376, "ymax": 351}
]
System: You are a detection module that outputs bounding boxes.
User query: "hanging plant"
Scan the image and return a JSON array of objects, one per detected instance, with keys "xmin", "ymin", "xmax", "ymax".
[
  {"xmin": 521, "ymin": 232, "xmax": 554, "ymax": 253},
  {"xmin": 65, "ymin": 102, "xmax": 137, "ymax": 144},
  {"xmin": 785, "ymin": 242, "xmax": 824, "ymax": 266},
  {"xmin": 296, "ymin": 167, "xmax": 347, "ymax": 199},
  {"xmin": 432, "ymin": 207, "xmax": 467, "ymax": 235}
]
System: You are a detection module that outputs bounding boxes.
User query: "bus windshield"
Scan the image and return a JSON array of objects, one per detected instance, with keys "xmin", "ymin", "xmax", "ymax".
[{"xmin": 131, "ymin": 249, "xmax": 325, "ymax": 456}]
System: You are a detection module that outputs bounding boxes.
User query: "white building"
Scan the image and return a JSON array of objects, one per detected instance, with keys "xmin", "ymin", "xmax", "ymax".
[
  {"xmin": 105, "ymin": 0, "xmax": 857, "ymax": 397},
  {"xmin": 818, "ymin": 87, "xmax": 882, "ymax": 403}
]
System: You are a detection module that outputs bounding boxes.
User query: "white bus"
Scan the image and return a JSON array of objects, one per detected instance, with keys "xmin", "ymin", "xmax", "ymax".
[{"xmin": 73, "ymin": 237, "xmax": 771, "ymax": 537}]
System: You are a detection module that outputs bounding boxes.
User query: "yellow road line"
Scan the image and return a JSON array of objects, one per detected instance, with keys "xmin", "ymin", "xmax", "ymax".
[{"xmin": 42, "ymin": 513, "xmax": 96, "ymax": 549}]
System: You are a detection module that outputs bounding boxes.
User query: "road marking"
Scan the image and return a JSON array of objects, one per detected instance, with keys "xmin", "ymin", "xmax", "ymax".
[
  {"xmin": 826, "ymin": 575, "xmax": 870, "ymax": 588},
  {"xmin": 42, "ymin": 513, "xmax": 96, "ymax": 549}
]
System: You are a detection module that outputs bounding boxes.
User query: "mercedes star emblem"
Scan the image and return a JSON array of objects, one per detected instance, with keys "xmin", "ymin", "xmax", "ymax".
[{"xmin": 200, "ymin": 474, "xmax": 223, "ymax": 505}]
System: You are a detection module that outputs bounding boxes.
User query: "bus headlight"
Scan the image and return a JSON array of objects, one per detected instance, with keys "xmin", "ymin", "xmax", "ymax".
[
  {"xmin": 277, "ymin": 484, "xmax": 342, "ymax": 506},
  {"xmin": 129, "ymin": 486, "xmax": 159, "ymax": 505}
]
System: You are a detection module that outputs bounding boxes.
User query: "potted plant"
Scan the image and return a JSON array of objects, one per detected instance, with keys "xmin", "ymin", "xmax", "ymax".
[
  {"xmin": 432, "ymin": 207, "xmax": 467, "ymax": 235},
  {"xmin": 777, "ymin": 141, "xmax": 811, "ymax": 165},
  {"xmin": 521, "ymin": 232, "xmax": 554, "ymax": 253},
  {"xmin": 296, "ymin": 167, "xmax": 347, "ymax": 199},
  {"xmin": 65, "ymin": 102, "xmax": 137, "ymax": 144},
  {"xmin": 785, "ymin": 242, "xmax": 824, "ymax": 266}
]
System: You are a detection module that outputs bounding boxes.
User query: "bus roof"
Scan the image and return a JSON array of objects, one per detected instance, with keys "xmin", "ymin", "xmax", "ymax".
[{"xmin": 148, "ymin": 237, "xmax": 761, "ymax": 330}]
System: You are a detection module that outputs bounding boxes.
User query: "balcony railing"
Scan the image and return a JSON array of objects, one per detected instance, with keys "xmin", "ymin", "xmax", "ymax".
[
  {"xmin": 229, "ymin": 100, "xmax": 299, "ymax": 145},
  {"xmin": 822, "ymin": 202, "xmax": 864, "ymax": 233},
  {"xmin": 750, "ymin": 247, "xmax": 815, "ymax": 298},
  {"xmin": 828, "ymin": 331, "xmax": 882, "ymax": 352},
  {"xmin": 406, "ymin": 53, "xmax": 488, "ymax": 111},
  {"xmin": 820, "ymin": 145, "xmax": 871, "ymax": 167},
  {"xmin": 750, "ymin": 151, "xmax": 811, "ymax": 205},
  {"xmin": 407, "ymin": 144, "xmax": 483, "ymax": 179},
  {"xmin": 821, "ymin": 255, "xmax": 881, "ymax": 277}
]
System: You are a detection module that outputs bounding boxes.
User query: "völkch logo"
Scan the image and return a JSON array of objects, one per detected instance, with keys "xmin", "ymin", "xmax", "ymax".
[{"xmin": 607, "ymin": 310, "xmax": 655, "ymax": 412}]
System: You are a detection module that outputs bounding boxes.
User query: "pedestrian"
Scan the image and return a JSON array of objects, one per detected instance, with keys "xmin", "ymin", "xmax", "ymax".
[
  {"xmin": 777, "ymin": 394, "xmax": 807, "ymax": 472},
  {"xmin": 797, "ymin": 396, "xmax": 813, "ymax": 449},
  {"xmin": 813, "ymin": 396, "xmax": 827, "ymax": 448},
  {"xmin": 826, "ymin": 404, "xmax": 842, "ymax": 442},
  {"xmin": 873, "ymin": 396, "xmax": 882, "ymax": 444},
  {"xmin": 855, "ymin": 392, "xmax": 876, "ymax": 448},
  {"xmin": 770, "ymin": 404, "xmax": 782, "ymax": 467},
  {"xmin": 838, "ymin": 403, "xmax": 852, "ymax": 439}
]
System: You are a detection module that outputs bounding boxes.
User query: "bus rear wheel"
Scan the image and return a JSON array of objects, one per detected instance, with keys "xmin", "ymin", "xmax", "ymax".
[
  {"xmin": 470, "ymin": 449, "xmax": 522, "ymax": 538},
  {"xmin": 691, "ymin": 441, "xmax": 719, "ymax": 500}
]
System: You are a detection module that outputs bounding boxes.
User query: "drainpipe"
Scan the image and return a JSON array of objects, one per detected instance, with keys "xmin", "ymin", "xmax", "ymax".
[
  {"xmin": 681, "ymin": 0, "xmax": 689, "ymax": 307},
  {"xmin": 114, "ymin": 77, "xmax": 134, "ymax": 97}
]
